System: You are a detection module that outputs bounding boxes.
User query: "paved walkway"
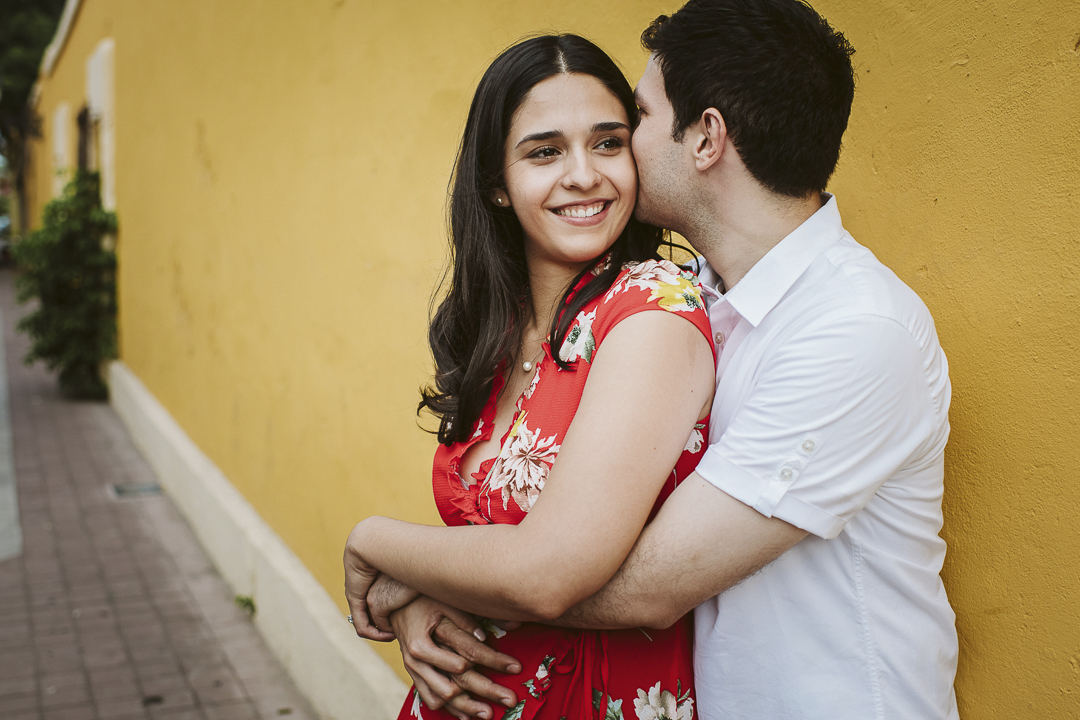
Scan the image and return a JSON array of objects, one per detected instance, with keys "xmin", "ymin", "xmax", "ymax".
[{"xmin": 0, "ymin": 268, "xmax": 318, "ymax": 720}]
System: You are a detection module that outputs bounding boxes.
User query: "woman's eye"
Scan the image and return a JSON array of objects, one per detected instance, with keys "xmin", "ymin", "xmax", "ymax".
[
  {"xmin": 529, "ymin": 147, "xmax": 560, "ymax": 159},
  {"xmin": 596, "ymin": 137, "xmax": 625, "ymax": 151}
]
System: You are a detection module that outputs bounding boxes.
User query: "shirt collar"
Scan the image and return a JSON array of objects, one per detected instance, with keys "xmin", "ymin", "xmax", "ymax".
[{"xmin": 699, "ymin": 193, "xmax": 845, "ymax": 327}]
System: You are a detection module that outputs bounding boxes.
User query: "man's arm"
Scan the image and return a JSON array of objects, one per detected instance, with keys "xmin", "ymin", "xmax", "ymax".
[
  {"xmin": 556, "ymin": 472, "xmax": 807, "ymax": 629},
  {"xmin": 388, "ymin": 476, "xmax": 806, "ymax": 718},
  {"xmin": 383, "ymin": 311, "xmax": 927, "ymax": 710}
]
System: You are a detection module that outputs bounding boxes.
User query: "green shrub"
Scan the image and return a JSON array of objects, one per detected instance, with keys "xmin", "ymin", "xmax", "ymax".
[
  {"xmin": 234, "ymin": 595, "xmax": 256, "ymax": 616},
  {"xmin": 13, "ymin": 170, "xmax": 117, "ymax": 399}
]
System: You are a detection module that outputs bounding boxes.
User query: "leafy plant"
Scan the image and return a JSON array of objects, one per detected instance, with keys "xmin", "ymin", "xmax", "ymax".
[
  {"xmin": 234, "ymin": 595, "xmax": 256, "ymax": 616},
  {"xmin": 13, "ymin": 170, "xmax": 117, "ymax": 398},
  {"xmin": 0, "ymin": 0, "xmax": 67, "ymax": 230}
]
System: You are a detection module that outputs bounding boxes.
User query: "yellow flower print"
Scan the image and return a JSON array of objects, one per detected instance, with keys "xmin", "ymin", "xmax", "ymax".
[
  {"xmin": 605, "ymin": 260, "xmax": 705, "ymax": 314},
  {"xmin": 650, "ymin": 274, "xmax": 704, "ymax": 314}
]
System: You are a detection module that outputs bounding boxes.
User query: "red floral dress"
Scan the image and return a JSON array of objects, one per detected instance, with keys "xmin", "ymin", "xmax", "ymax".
[{"xmin": 399, "ymin": 260, "xmax": 714, "ymax": 720}]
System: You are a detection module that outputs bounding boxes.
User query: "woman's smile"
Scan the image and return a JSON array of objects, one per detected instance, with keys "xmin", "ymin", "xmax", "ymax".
[
  {"xmin": 551, "ymin": 199, "xmax": 611, "ymax": 223},
  {"xmin": 501, "ymin": 72, "xmax": 637, "ymax": 274}
]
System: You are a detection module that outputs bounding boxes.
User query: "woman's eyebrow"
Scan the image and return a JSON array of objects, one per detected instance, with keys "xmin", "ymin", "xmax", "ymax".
[
  {"xmin": 514, "ymin": 121, "xmax": 630, "ymax": 149},
  {"xmin": 515, "ymin": 130, "xmax": 562, "ymax": 148}
]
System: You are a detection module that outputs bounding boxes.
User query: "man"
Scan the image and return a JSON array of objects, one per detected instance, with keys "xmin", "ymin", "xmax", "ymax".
[{"xmin": 369, "ymin": 1, "xmax": 959, "ymax": 717}]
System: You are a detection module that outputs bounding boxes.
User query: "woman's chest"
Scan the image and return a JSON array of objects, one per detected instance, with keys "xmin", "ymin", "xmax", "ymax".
[
  {"xmin": 476, "ymin": 363, "xmax": 587, "ymax": 521},
  {"xmin": 456, "ymin": 356, "xmax": 592, "ymax": 523}
]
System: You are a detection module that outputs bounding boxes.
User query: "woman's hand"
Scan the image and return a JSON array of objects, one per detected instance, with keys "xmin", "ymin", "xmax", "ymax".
[
  {"xmin": 343, "ymin": 520, "xmax": 396, "ymax": 641},
  {"xmin": 391, "ymin": 596, "xmax": 522, "ymax": 719}
]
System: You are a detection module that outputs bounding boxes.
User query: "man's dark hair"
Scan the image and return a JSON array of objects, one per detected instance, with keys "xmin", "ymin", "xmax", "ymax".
[{"xmin": 642, "ymin": 0, "xmax": 856, "ymax": 198}]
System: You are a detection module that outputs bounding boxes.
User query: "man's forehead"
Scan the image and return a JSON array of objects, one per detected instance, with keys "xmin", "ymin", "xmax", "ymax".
[{"xmin": 635, "ymin": 63, "xmax": 663, "ymax": 107}]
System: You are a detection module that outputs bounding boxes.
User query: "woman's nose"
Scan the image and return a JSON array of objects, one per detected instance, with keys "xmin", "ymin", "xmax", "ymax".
[{"xmin": 561, "ymin": 151, "xmax": 602, "ymax": 190}]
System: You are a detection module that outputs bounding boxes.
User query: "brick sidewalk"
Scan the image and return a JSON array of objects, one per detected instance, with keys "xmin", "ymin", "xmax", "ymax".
[{"xmin": 0, "ymin": 268, "xmax": 318, "ymax": 720}]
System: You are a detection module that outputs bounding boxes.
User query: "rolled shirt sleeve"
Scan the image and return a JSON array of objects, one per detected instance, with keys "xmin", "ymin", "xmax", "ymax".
[{"xmin": 696, "ymin": 312, "xmax": 939, "ymax": 539}]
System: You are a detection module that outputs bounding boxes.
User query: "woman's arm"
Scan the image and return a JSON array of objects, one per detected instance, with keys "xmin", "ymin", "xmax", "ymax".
[{"xmin": 344, "ymin": 309, "xmax": 714, "ymax": 621}]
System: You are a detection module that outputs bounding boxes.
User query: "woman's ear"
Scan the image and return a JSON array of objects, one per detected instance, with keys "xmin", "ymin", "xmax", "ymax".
[{"xmin": 491, "ymin": 189, "xmax": 511, "ymax": 208}]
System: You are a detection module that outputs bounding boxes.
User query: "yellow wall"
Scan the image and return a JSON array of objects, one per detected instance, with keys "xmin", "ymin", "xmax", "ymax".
[
  {"xmin": 26, "ymin": 0, "xmax": 685, "ymax": 681},
  {"xmin": 817, "ymin": 2, "xmax": 1080, "ymax": 716},
  {"xmin": 26, "ymin": 0, "xmax": 1080, "ymax": 715}
]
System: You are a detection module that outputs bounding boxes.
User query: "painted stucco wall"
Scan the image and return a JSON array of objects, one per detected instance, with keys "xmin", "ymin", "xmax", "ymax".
[
  {"xmin": 817, "ymin": 2, "xmax": 1080, "ymax": 715},
  {"xmin": 24, "ymin": 0, "xmax": 1080, "ymax": 715}
]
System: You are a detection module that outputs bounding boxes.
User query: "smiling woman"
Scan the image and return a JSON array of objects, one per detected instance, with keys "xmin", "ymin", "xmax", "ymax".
[
  {"xmin": 499, "ymin": 73, "xmax": 636, "ymax": 275},
  {"xmin": 342, "ymin": 35, "xmax": 716, "ymax": 720}
]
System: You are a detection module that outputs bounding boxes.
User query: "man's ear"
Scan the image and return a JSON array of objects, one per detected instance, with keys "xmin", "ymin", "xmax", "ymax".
[{"xmin": 693, "ymin": 108, "xmax": 727, "ymax": 172}]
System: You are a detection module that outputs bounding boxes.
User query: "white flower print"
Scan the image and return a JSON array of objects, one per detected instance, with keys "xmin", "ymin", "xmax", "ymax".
[
  {"xmin": 606, "ymin": 260, "xmax": 684, "ymax": 301},
  {"xmin": 478, "ymin": 617, "xmax": 507, "ymax": 639},
  {"xmin": 558, "ymin": 308, "xmax": 597, "ymax": 364},
  {"xmin": 523, "ymin": 363, "xmax": 542, "ymax": 400},
  {"xmin": 484, "ymin": 412, "xmax": 560, "ymax": 513},
  {"xmin": 590, "ymin": 253, "xmax": 613, "ymax": 275},
  {"xmin": 605, "ymin": 260, "xmax": 705, "ymax": 314},
  {"xmin": 471, "ymin": 418, "xmax": 485, "ymax": 440},
  {"xmin": 683, "ymin": 423, "xmax": 705, "ymax": 454},
  {"xmin": 524, "ymin": 655, "xmax": 556, "ymax": 699},
  {"xmin": 410, "ymin": 688, "xmax": 423, "ymax": 719},
  {"xmin": 634, "ymin": 683, "xmax": 694, "ymax": 720}
]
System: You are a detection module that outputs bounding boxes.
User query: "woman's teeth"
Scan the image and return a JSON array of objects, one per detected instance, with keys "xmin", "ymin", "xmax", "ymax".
[{"xmin": 555, "ymin": 202, "xmax": 605, "ymax": 218}]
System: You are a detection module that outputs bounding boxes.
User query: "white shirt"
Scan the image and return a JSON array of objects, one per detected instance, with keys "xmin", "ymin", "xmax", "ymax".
[{"xmin": 692, "ymin": 195, "xmax": 959, "ymax": 720}]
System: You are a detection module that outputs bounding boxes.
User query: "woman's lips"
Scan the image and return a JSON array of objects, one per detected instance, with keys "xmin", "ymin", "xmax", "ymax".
[{"xmin": 550, "ymin": 200, "xmax": 612, "ymax": 226}]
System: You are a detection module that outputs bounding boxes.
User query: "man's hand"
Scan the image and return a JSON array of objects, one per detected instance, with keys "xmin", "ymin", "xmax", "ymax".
[
  {"xmin": 367, "ymin": 574, "xmax": 420, "ymax": 634},
  {"xmin": 390, "ymin": 597, "xmax": 522, "ymax": 719}
]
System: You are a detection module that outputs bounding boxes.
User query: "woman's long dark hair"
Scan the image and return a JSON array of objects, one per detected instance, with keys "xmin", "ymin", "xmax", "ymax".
[{"xmin": 421, "ymin": 34, "xmax": 667, "ymax": 446}]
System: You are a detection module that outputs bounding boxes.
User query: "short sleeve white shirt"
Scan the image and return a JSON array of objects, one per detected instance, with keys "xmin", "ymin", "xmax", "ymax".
[{"xmin": 692, "ymin": 195, "xmax": 959, "ymax": 720}]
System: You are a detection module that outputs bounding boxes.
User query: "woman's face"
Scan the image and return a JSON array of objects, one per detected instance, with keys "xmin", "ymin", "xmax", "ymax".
[{"xmin": 501, "ymin": 73, "xmax": 637, "ymax": 276}]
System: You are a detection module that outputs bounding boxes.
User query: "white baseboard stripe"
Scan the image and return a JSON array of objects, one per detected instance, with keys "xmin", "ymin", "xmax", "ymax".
[
  {"xmin": 109, "ymin": 360, "xmax": 408, "ymax": 720},
  {"xmin": 0, "ymin": 302, "xmax": 23, "ymax": 563}
]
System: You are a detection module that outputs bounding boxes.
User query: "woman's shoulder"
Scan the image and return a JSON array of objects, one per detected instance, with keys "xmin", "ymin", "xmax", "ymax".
[
  {"xmin": 602, "ymin": 258, "xmax": 708, "ymax": 315},
  {"xmin": 555, "ymin": 257, "xmax": 713, "ymax": 365}
]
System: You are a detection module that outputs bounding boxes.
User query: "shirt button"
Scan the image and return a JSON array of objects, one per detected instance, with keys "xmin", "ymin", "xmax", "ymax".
[
  {"xmin": 779, "ymin": 468, "xmax": 794, "ymax": 481},
  {"xmin": 802, "ymin": 439, "xmax": 816, "ymax": 452},
  {"xmin": 715, "ymin": 331, "xmax": 725, "ymax": 345}
]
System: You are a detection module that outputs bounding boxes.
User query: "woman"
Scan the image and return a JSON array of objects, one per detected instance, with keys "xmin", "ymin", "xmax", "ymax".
[{"xmin": 344, "ymin": 35, "xmax": 714, "ymax": 720}]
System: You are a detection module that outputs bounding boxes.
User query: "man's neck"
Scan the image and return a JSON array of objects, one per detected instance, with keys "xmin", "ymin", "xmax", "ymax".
[{"xmin": 690, "ymin": 189, "xmax": 822, "ymax": 292}]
